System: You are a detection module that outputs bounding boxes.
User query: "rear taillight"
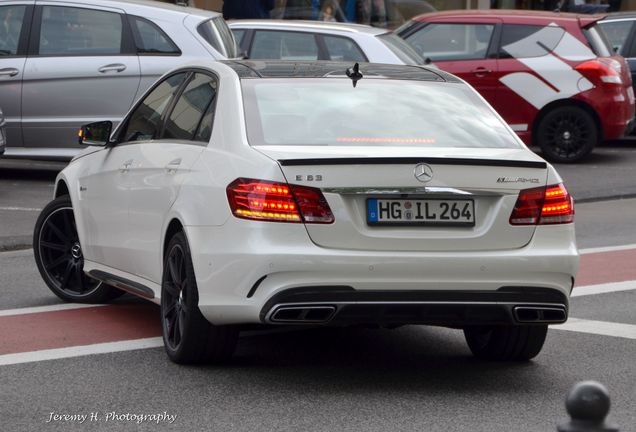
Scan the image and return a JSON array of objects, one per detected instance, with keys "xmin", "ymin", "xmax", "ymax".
[
  {"xmin": 510, "ymin": 183, "xmax": 574, "ymax": 225},
  {"xmin": 227, "ymin": 178, "xmax": 334, "ymax": 224},
  {"xmin": 575, "ymin": 59, "xmax": 623, "ymax": 86}
]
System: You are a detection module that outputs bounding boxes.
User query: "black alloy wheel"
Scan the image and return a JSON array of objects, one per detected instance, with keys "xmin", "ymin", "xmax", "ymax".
[
  {"xmin": 33, "ymin": 195, "xmax": 123, "ymax": 303},
  {"xmin": 161, "ymin": 232, "xmax": 238, "ymax": 364},
  {"xmin": 537, "ymin": 106, "xmax": 597, "ymax": 163}
]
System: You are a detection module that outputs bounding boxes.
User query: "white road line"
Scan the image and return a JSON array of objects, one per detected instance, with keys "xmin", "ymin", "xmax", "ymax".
[
  {"xmin": 553, "ymin": 318, "xmax": 636, "ymax": 340},
  {"xmin": 572, "ymin": 280, "xmax": 636, "ymax": 297},
  {"xmin": 0, "ymin": 337, "xmax": 163, "ymax": 366},
  {"xmin": 0, "ymin": 206, "xmax": 42, "ymax": 212},
  {"xmin": 579, "ymin": 243, "xmax": 636, "ymax": 255},
  {"xmin": 0, "ymin": 303, "xmax": 107, "ymax": 317}
]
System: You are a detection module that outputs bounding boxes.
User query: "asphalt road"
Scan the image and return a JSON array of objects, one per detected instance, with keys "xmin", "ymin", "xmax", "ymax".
[{"xmin": 1, "ymin": 145, "xmax": 636, "ymax": 432}]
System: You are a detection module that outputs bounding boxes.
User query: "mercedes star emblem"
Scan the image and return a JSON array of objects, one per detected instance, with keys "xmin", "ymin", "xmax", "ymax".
[{"xmin": 414, "ymin": 163, "xmax": 433, "ymax": 183}]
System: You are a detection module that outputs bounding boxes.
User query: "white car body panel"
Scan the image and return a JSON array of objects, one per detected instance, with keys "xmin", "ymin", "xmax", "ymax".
[{"xmin": 51, "ymin": 60, "xmax": 578, "ymax": 327}]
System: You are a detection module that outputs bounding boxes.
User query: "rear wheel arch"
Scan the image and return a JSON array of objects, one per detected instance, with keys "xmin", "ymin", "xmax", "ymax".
[
  {"xmin": 163, "ymin": 218, "xmax": 185, "ymax": 262},
  {"xmin": 532, "ymin": 99, "xmax": 603, "ymax": 145},
  {"xmin": 54, "ymin": 180, "xmax": 70, "ymax": 199}
]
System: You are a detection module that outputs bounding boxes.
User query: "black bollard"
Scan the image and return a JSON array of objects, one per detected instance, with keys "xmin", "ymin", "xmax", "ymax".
[{"xmin": 557, "ymin": 381, "xmax": 619, "ymax": 432}]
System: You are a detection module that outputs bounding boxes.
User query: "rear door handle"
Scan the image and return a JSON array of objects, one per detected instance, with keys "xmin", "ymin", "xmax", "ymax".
[
  {"xmin": 120, "ymin": 159, "xmax": 134, "ymax": 172},
  {"xmin": 0, "ymin": 68, "xmax": 19, "ymax": 77},
  {"xmin": 98, "ymin": 63, "xmax": 127, "ymax": 73},
  {"xmin": 165, "ymin": 158, "xmax": 182, "ymax": 172},
  {"xmin": 472, "ymin": 67, "xmax": 492, "ymax": 77}
]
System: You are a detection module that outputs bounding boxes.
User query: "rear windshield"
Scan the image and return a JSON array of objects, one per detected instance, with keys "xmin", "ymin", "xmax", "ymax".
[
  {"xmin": 376, "ymin": 33, "xmax": 425, "ymax": 65},
  {"xmin": 583, "ymin": 24, "xmax": 614, "ymax": 57},
  {"xmin": 242, "ymin": 78, "xmax": 522, "ymax": 149}
]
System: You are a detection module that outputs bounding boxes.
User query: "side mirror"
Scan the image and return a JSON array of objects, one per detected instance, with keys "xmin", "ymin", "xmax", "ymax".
[{"xmin": 78, "ymin": 121, "xmax": 112, "ymax": 147}]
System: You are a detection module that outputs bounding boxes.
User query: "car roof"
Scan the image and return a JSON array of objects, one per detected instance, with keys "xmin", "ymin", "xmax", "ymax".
[
  {"xmin": 228, "ymin": 19, "xmax": 388, "ymax": 36},
  {"xmin": 49, "ymin": 0, "xmax": 221, "ymax": 19},
  {"xmin": 221, "ymin": 60, "xmax": 459, "ymax": 82},
  {"xmin": 411, "ymin": 9, "xmax": 604, "ymax": 25}
]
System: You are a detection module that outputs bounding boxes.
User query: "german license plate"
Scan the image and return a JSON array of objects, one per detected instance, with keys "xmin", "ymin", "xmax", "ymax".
[{"xmin": 367, "ymin": 198, "xmax": 475, "ymax": 226}]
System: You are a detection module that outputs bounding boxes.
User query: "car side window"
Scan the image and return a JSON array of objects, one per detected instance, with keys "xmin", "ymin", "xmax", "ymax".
[
  {"xmin": 600, "ymin": 21, "xmax": 634, "ymax": 55},
  {"xmin": 250, "ymin": 30, "xmax": 319, "ymax": 60},
  {"xmin": 404, "ymin": 23, "xmax": 494, "ymax": 61},
  {"xmin": 129, "ymin": 16, "xmax": 180, "ymax": 55},
  {"xmin": 498, "ymin": 24, "xmax": 565, "ymax": 59},
  {"xmin": 323, "ymin": 35, "xmax": 366, "ymax": 61},
  {"xmin": 38, "ymin": 6, "xmax": 123, "ymax": 56},
  {"xmin": 0, "ymin": 5, "xmax": 26, "ymax": 56},
  {"xmin": 120, "ymin": 72, "xmax": 188, "ymax": 143},
  {"xmin": 163, "ymin": 73, "xmax": 218, "ymax": 142},
  {"xmin": 232, "ymin": 29, "xmax": 246, "ymax": 47}
]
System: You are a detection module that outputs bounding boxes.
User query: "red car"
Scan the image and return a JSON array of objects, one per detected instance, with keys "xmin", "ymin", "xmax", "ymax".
[{"xmin": 397, "ymin": 10, "xmax": 635, "ymax": 162}]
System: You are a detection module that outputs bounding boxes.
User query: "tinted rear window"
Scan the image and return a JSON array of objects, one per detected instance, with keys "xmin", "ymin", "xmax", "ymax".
[{"xmin": 242, "ymin": 78, "xmax": 521, "ymax": 149}]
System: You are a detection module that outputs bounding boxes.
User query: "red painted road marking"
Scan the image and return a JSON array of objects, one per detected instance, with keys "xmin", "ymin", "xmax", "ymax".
[
  {"xmin": 0, "ymin": 247, "xmax": 634, "ymax": 361},
  {"xmin": 0, "ymin": 304, "xmax": 160, "ymax": 356},
  {"xmin": 575, "ymin": 248, "xmax": 636, "ymax": 287}
]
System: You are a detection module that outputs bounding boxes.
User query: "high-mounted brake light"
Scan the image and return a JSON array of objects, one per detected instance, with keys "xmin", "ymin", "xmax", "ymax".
[
  {"xmin": 227, "ymin": 178, "xmax": 334, "ymax": 224},
  {"xmin": 510, "ymin": 183, "xmax": 574, "ymax": 225},
  {"xmin": 575, "ymin": 59, "xmax": 623, "ymax": 86}
]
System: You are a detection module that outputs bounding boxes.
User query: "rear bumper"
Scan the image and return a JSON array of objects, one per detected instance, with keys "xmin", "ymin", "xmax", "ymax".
[
  {"xmin": 261, "ymin": 286, "xmax": 569, "ymax": 327},
  {"xmin": 186, "ymin": 221, "xmax": 579, "ymax": 326}
]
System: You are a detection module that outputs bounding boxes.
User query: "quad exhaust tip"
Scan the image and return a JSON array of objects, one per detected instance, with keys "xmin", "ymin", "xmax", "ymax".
[
  {"xmin": 270, "ymin": 305, "xmax": 336, "ymax": 323},
  {"xmin": 513, "ymin": 306, "xmax": 567, "ymax": 323}
]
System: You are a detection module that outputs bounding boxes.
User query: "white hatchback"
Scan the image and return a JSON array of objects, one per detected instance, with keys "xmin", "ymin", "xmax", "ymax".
[
  {"xmin": 33, "ymin": 61, "xmax": 579, "ymax": 364},
  {"xmin": 229, "ymin": 20, "xmax": 426, "ymax": 65}
]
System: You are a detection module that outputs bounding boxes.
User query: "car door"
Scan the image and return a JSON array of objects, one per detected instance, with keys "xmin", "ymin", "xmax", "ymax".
[
  {"xmin": 77, "ymin": 71, "xmax": 188, "ymax": 275},
  {"xmin": 400, "ymin": 20, "xmax": 500, "ymax": 106},
  {"xmin": 21, "ymin": 3, "xmax": 141, "ymax": 151},
  {"xmin": 125, "ymin": 71, "xmax": 216, "ymax": 284},
  {"xmin": 0, "ymin": 2, "xmax": 33, "ymax": 150}
]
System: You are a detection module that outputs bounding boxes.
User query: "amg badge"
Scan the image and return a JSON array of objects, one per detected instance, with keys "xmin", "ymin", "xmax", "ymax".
[{"xmin": 497, "ymin": 177, "xmax": 540, "ymax": 184}]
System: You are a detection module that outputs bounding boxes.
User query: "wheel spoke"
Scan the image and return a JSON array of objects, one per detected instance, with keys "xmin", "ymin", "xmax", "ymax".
[
  {"xmin": 163, "ymin": 301, "xmax": 177, "ymax": 319},
  {"xmin": 59, "ymin": 261, "xmax": 73, "ymax": 289},
  {"xmin": 40, "ymin": 241, "xmax": 67, "ymax": 252},
  {"xmin": 46, "ymin": 219, "xmax": 70, "ymax": 244},
  {"xmin": 164, "ymin": 281, "xmax": 180, "ymax": 298},
  {"xmin": 168, "ymin": 254, "xmax": 180, "ymax": 284},
  {"xmin": 45, "ymin": 254, "xmax": 69, "ymax": 271},
  {"xmin": 73, "ymin": 264, "xmax": 84, "ymax": 293}
]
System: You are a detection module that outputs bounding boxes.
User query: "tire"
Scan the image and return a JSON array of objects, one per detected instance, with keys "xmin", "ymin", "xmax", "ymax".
[
  {"xmin": 463, "ymin": 325, "xmax": 548, "ymax": 361},
  {"xmin": 161, "ymin": 231, "xmax": 238, "ymax": 364},
  {"xmin": 536, "ymin": 106, "xmax": 598, "ymax": 163},
  {"xmin": 33, "ymin": 195, "xmax": 124, "ymax": 303}
]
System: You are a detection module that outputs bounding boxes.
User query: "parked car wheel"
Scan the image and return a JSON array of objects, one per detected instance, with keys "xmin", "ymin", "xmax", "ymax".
[
  {"xmin": 537, "ymin": 106, "xmax": 597, "ymax": 163},
  {"xmin": 463, "ymin": 324, "xmax": 548, "ymax": 361},
  {"xmin": 33, "ymin": 196, "xmax": 123, "ymax": 303},
  {"xmin": 161, "ymin": 231, "xmax": 238, "ymax": 364}
]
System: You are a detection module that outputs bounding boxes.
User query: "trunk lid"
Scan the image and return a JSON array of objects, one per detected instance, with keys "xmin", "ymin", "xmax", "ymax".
[{"xmin": 257, "ymin": 145, "xmax": 549, "ymax": 252}]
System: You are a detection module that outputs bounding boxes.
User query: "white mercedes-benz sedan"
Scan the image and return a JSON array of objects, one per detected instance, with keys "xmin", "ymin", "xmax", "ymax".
[{"xmin": 33, "ymin": 61, "xmax": 579, "ymax": 364}]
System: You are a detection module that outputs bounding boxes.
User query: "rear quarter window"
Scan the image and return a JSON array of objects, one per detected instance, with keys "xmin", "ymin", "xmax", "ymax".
[{"xmin": 499, "ymin": 24, "xmax": 565, "ymax": 59}]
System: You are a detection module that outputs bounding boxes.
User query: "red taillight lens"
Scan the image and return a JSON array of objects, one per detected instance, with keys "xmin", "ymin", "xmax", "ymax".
[
  {"xmin": 226, "ymin": 178, "xmax": 334, "ymax": 224},
  {"xmin": 510, "ymin": 183, "xmax": 574, "ymax": 225},
  {"xmin": 575, "ymin": 59, "xmax": 623, "ymax": 86}
]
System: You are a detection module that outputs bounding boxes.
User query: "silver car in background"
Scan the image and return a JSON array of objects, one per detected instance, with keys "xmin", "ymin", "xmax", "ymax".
[
  {"xmin": 229, "ymin": 20, "xmax": 426, "ymax": 65},
  {"xmin": 0, "ymin": 0, "xmax": 238, "ymax": 160},
  {"xmin": 0, "ymin": 108, "xmax": 5, "ymax": 155}
]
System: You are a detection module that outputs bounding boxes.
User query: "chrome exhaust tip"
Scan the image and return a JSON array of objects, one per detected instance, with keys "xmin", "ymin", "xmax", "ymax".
[
  {"xmin": 269, "ymin": 305, "xmax": 336, "ymax": 323},
  {"xmin": 513, "ymin": 306, "xmax": 567, "ymax": 324}
]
